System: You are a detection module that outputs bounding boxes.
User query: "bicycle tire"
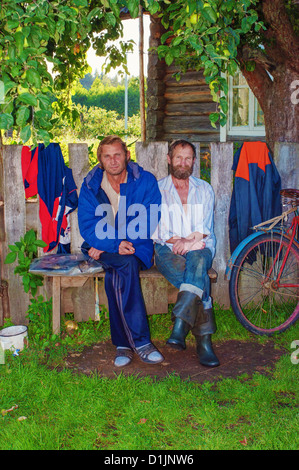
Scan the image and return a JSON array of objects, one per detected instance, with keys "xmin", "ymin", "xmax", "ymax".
[{"xmin": 229, "ymin": 232, "xmax": 299, "ymax": 335}]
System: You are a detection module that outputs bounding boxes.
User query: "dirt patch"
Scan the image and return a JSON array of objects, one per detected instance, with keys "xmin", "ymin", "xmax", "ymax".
[{"xmin": 64, "ymin": 339, "xmax": 286, "ymax": 383}]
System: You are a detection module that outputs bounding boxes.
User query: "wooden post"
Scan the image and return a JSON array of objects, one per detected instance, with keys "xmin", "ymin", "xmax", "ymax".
[
  {"xmin": 52, "ymin": 276, "xmax": 61, "ymax": 334},
  {"xmin": 139, "ymin": 4, "xmax": 146, "ymax": 142},
  {"xmin": 135, "ymin": 141, "xmax": 169, "ymax": 179},
  {"xmin": 68, "ymin": 143, "xmax": 95, "ymax": 322},
  {"xmin": 2, "ymin": 145, "xmax": 29, "ymax": 324},
  {"xmin": 210, "ymin": 142, "xmax": 234, "ymax": 309},
  {"xmin": 146, "ymin": 16, "xmax": 167, "ymax": 141},
  {"xmin": 68, "ymin": 143, "xmax": 90, "ymax": 253}
]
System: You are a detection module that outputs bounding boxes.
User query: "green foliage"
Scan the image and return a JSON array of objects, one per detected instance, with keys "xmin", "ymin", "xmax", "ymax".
[
  {"xmin": 26, "ymin": 295, "xmax": 56, "ymax": 350},
  {"xmin": 4, "ymin": 229, "xmax": 47, "ymax": 297},
  {"xmin": 1, "ymin": 0, "xmax": 296, "ymax": 141},
  {"xmin": 0, "ymin": 0, "xmax": 138, "ymax": 146},
  {"xmin": 148, "ymin": 0, "xmax": 266, "ymax": 128},
  {"xmin": 72, "ymin": 75, "xmax": 142, "ymax": 117}
]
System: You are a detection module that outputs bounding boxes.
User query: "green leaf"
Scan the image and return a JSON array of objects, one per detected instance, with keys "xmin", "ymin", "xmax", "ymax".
[
  {"xmin": 209, "ymin": 112, "xmax": 219, "ymax": 123},
  {"xmin": 161, "ymin": 31, "xmax": 173, "ymax": 44},
  {"xmin": 8, "ymin": 244, "xmax": 19, "ymax": 252},
  {"xmin": 18, "ymin": 251, "xmax": 25, "ymax": 263},
  {"xmin": 202, "ymin": 5, "xmax": 217, "ymax": 23},
  {"xmin": 4, "ymin": 251, "xmax": 17, "ymax": 264},
  {"xmin": 26, "ymin": 69, "xmax": 42, "ymax": 89},
  {"xmin": 34, "ymin": 240, "xmax": 48, "ymax": 248},
  {"xmin": 16, "ymin": 106, "xmax": 30, "ymax": 127},
  {"xmin": 20, "ymin": 125, "xmax": 31, "ymax": 143},
  {"xmin": 87, "ymin": 7, "xmax": 102, "ymax": 21},
  {"xmin": 73, "ymin": 0, "xmax": 88, "ymax": 6},
  {"xmin": 165, "ymin": 52, "xmax": 174, "ymax": 66},
  {"xmin": 220, "ymin": 96, "xmax": 228, "ymax": 114},
  {"xmin": 106, "ymin": 12, "xmax": 117, "ymax": 27},
  {"xmin": 14, "ymin": 31, "xmax": 24, "ymax": 53},
  {"xmin": 24, "ymin": 229, "xmax": 36, "ymax": 244},
  {"xmin": 0, "ymin": 113, "xmax": 14, "ymax": 130},
  {"xmin": 37, "ymin": 94, "xmax": 50, "ymax": 110},
  {"xmin": 18, "ymin": 92, "xmax": 38, "ymax": 106},
  {"xmin": 7, "ymin": 20, "xmax": 20, "ymax": 30}
]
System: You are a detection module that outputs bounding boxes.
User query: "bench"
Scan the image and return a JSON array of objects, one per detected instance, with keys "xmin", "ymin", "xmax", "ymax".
[{"xmin": 47, "ymin": 266, "xmax": 217, "ymax": 335}]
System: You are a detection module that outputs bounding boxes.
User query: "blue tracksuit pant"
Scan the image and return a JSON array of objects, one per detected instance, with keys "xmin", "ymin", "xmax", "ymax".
[{"xmin": 99, "ymin": 252, "xmax": 151, "ymax": 350}]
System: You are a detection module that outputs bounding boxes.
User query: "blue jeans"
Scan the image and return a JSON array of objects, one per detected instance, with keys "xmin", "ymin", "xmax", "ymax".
[{"xmin": 154, "ymin": 244, "xmax": 213, "ymax": 310}]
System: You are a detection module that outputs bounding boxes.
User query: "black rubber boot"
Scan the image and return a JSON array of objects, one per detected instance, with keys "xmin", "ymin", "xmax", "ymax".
[
  {"xmin": 196, "ymin": 334, "xmax": 220, "ymax": 367},
  {"xmin": 192, "ymin": 307, "xmax": 220, "ymax": 367},
  {"xmin": 167, "ymin": 317, "xmax": 191, "ymax": 350},
  {"xmin": 167, "ymin": 291, "xmax": 201, "ymax": 350}
]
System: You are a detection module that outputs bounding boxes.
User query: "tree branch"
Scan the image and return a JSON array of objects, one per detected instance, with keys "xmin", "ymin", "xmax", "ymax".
[
  {"xmin": 262, "ymin": 0, "xmax": 299, "ymax": 68},
  {"xmin": 237, "ymin": 47, "xmax": 273, "ymax": 111}
]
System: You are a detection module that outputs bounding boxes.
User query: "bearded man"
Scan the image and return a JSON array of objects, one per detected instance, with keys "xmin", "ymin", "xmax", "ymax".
[{"xmin": 153, "ymin": 139, "xmax": 219, "ymax": 367}]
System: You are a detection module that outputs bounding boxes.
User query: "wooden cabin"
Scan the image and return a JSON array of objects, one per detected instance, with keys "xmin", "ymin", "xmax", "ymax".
[{"xmin": 144, "ymin": 14, "xmax": 266, "ymax": 148}]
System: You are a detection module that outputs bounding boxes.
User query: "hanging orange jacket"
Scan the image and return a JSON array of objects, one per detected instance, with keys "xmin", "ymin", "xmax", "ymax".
[{"xmin": 229, "ymin": 141, "xmax": 282, "ymax": 253}]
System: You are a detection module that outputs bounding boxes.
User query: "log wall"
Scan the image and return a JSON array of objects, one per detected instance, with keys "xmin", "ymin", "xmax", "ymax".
[{"xmin": 146, "ymin": 16, "xmax": 219, "ymax": 145}]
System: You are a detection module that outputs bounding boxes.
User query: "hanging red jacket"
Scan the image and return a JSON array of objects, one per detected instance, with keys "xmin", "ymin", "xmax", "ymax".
[{"xmin": 21, "ymin": 143, "xmax": 78, "ymax": 253}]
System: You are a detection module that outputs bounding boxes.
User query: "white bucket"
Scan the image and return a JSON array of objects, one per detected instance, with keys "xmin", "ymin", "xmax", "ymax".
[{"xmin": 0, "ymin": 325, "xmax": 28, "ymax": 352}]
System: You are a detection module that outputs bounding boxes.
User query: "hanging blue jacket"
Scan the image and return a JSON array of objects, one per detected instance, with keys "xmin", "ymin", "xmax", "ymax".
[
  {"xmin": 22, "ymin": 143, "xmax": 78, "ymax": 253},
  {"xmin": 78, "ymin": 161, "xmax": 161, "ymax": 269},
  {"xmin": 229, "ymin": 142, "xmax": 282, "ymax": 254}
]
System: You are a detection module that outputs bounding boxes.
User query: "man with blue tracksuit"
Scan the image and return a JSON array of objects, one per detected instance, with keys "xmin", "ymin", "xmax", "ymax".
[{"xmin": 78, "ymin": 135, "xmax": 164, "ymax": 367}]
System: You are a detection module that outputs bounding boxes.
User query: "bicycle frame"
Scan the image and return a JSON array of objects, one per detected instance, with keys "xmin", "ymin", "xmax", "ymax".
[{"xmin": 264, "ymin": 215, "xmax": 299, "ymax": 288}]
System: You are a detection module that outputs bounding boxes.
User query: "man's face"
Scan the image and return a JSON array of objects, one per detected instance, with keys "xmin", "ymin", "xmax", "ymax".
[
  {"xmin": 99, "ymin": 142, "xmax": 130, "ymax": 176},
  {"xmin": 167, "ymin": 144, "xmax": 195, "ymax": 180}
]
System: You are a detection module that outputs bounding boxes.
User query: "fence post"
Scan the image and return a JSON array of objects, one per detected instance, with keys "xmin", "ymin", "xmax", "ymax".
[
  {"xmin": 68, "ymin": 143, "xmax": 90, "ymax": 253},
  {"xmin": 2, "ymin": 145, "xmax": 29, "ymax": 324},
  {"xmin": 274, "ymin": 142, "xmax": 299, "ymax": 190},
  {"xmin": 210, "ymin": 142, "xmax": 233, "ymax": 309},
  {"xmin": 68, "ymin": 143, "xmax": 95, "ymax": 322},
  {"xmin": 135, "ymin": 141, "xmax": 169, "ymax": 179}
]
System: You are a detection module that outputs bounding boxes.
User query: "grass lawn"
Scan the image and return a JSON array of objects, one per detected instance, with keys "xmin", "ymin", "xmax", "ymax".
[{"xmin": 0, "ymin": 304, "xmax": 298, "ymax": 451}]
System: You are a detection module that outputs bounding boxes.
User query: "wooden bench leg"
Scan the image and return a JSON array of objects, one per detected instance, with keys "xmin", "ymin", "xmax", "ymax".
[{"xmin": 52, "ymin": 277, "xmax": 61, "ymax": 335}]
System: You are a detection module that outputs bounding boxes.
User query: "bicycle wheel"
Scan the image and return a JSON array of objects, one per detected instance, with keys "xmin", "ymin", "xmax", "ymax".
[{"xmin": 229, "ymin": 232, "xmax": 299, "ymax": 335}]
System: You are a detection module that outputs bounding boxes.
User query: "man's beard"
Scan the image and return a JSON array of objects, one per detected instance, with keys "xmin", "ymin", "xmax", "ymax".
[{"xmin": 169, "ymin": 164, "xmax": 193, "ymax": 180}]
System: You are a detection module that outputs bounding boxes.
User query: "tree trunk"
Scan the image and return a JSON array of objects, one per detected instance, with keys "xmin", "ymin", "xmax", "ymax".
[
  {"xmin": 263, "ymin": 66, "xmax": 299, "ymax": 152},
  {"xmin": 241, "ymin": 61, "xmax": 299, "ymax": 154},
  {"xmin": 239, "ymin": 0, "xmax": 299, "ymax": 152}
]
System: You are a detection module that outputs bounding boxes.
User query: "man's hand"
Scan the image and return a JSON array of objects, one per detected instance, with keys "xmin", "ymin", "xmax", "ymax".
[
  {"xmin": 119, "ymin": 240, "xmax": 135, "ymax": 255},
  {"xmin": 172, "ymin": 237, "xmax": 205, "ymax": 255},
  {"xmin": 88, "ymin": 247, "xmax": 104, "ymax": 260}
]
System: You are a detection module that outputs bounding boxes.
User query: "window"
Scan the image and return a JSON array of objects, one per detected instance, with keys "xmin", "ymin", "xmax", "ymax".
[{"xmin": 227, "ymin": 71, "xmax": 265, "ymax": 137}]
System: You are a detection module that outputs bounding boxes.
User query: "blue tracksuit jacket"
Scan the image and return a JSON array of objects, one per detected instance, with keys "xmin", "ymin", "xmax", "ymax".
[
  {"xmin": 78, "ymin": 161, "xmax": 161, "ymax": 269},
  {"xmin": 229, "ymin": 142, "xmax": 282, "ymax": 253}
]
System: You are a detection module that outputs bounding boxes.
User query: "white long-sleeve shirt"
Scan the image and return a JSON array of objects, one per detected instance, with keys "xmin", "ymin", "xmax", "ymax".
[{"xmin": 152, "ymin": 175, "xmax": 216, "ymax": 258}]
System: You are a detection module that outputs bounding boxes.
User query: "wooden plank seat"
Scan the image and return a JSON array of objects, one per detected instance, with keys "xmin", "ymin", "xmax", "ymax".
[{"xmin": 48, "ymin": 266, "xmax": 217, "ymax": 335}]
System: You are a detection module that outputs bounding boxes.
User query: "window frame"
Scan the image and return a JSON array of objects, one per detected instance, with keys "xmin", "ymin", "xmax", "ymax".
[{"xmin": 227, "ymin": 72, "xmax": 265, "ymax": 137}]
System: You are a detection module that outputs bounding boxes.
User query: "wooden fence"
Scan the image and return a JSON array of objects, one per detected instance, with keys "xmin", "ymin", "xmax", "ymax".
[{"xmin": 0, "ymin": 141, "xmax": 298, "ymax": 326}]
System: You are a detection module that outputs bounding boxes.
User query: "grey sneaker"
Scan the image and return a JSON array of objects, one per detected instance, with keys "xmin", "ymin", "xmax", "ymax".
[
  {"xmin": 136, "ymin": 343, "xmax": 164, "ymax": 364},
  {"xmin": 114, "ymin": 347, "xmax": 133, "ymax": 367}
]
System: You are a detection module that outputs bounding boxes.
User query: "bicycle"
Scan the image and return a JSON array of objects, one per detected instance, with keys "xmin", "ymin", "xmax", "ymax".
[{"xmin": 225, "ymin": 188, "xmax": 299, "ymax": 336}]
